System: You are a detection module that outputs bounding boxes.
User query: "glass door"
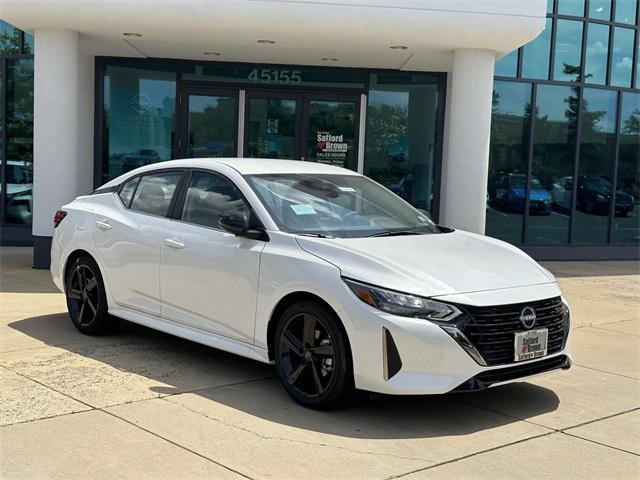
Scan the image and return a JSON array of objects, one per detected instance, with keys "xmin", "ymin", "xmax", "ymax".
[
  {"xmin": 244, "ymin": 91, "xmax": 360, "ymax": 170},
  {"xmin": 302, "ymin": 94, "xmax": 360, "ymax": 170},
  {"xmin": 244, "ymin": 92, "xmax": 301, "ymax": 159},
  {"xmin": 179, "ymin": 87, "xmax": 238, "ymax": 158}
]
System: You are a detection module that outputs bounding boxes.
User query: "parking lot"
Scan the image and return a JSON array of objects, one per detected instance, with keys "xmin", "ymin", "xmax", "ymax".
[{"xmin": 1, "ymin": 246, "xmax": 638, "ymax": 479}]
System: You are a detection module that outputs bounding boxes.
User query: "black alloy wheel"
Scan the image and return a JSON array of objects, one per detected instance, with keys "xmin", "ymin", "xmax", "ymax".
[
  {"xmin": 65, "ymin": 256, "xmax": 118, "ymax": 335},
  {"xmin": 274, "ymin": 301, "xmax": 354, "ymax": 409}
]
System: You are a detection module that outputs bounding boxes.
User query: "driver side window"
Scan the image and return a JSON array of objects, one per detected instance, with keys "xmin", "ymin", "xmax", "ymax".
[{"xmin": 180, "ymin": 172, "xmax": 247, "ymax": 229}]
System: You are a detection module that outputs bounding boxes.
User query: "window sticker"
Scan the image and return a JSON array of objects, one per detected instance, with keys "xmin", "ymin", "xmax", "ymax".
[
  {"xmin": 290, "ymin": 204, "xmax": 317, "ymax": 215},
  {"xmin": 338, "ymin": 186, "xmax": 356, "ymax": 193}
]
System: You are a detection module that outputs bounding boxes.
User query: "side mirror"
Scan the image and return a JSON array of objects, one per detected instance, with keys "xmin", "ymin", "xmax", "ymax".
[
  {"xmin": 219, "ymin": 209, "xmax": 268, "ymax": 241},
  {"xmin": 416, "ymin": 208, "xmax": 432, "ymax": 221}
]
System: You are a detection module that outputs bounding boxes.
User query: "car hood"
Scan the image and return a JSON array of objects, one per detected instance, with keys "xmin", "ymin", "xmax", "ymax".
[{"xmin": 296, "ymin": 230, "xmax": 556, "ymax": 298}]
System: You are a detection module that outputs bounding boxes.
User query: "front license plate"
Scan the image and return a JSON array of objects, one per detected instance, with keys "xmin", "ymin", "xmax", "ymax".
[{"xmin": 514, "ymin": 328, "xmax": 548, "ymax": 362}]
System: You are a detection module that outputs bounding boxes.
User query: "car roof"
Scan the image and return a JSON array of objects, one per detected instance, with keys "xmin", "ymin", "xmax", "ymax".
[{"xmin": 101, "ymin": 157, "xmax": 358, "ymax": 188}]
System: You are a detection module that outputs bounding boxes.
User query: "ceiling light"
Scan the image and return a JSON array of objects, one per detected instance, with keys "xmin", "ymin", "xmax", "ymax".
[
  {"xmin": 123, "ymin": 32, "xmax": 143, "ymax": 37},
  {"xmin": 203, "ymin": 52, "xmax": 221, "ymax": 56},
  {"xmin": 390, "ymin": 45, "xmax": 408, "ymax": 50},
  {"xmin": 257, "ymin": 39, "xmax": 276, "ymax": 44},
  {"xmin": 321, "ymin": 57, "xmax": 338, "ymax": 62}
]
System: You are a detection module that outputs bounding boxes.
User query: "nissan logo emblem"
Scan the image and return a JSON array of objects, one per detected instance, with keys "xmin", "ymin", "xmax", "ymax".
[{"xmin": 519, "ymin": 306, "xmax": 537, "ymax": 329}]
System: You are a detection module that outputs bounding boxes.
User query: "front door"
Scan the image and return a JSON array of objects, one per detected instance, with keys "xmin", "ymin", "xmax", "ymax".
[{"xmin": 245, "ymin": 91, "xmax": 360, "ymax": 170}]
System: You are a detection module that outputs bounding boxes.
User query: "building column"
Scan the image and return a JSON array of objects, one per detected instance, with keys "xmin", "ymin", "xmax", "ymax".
[
  {"xmin": 32, "ymin": 29, "xmax": 93, "ymax": 268},
  {"xmin": 440, "ymin": 48, "xmax": 495, "ymax": 234}
]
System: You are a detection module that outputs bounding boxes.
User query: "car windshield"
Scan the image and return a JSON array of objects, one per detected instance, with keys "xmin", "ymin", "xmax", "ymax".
[{"xmin": 245, "ymin": 173, "xmax": 439, "ymax": 238}]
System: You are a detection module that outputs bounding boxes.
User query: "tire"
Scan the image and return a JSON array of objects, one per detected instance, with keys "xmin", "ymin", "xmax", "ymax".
[
  {"xmin": 65, "ymin": 255, "xmax": 119, "ymax": 335},
  {"xmin": 273, "ymin": 301, "xmax": 354, "ymax": 409}
]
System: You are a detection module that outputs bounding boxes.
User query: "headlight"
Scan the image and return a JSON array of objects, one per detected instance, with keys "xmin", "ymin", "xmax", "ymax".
[{"xmin": 343, "ymin": 278, "xmax": 462, "ymax": 321}]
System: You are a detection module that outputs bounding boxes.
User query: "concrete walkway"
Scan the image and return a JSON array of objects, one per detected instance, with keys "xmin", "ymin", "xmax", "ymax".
[{"xmin": 1, "ymin": 247, "xmax": 638, "ymax": 479}]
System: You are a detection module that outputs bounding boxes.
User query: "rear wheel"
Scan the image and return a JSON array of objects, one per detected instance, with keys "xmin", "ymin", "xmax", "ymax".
[
  {"xmin": 274, "ymin": 301, "xmax": 354, "ymax": 409},
  {"xmin": 65, "ymin": 256, "xmax": 119, "ymax": 335}
]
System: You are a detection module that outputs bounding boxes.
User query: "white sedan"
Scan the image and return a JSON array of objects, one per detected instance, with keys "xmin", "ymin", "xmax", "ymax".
[{"xmin": 51, "ymin": 158, "xmax": 571, "ymax": 409}]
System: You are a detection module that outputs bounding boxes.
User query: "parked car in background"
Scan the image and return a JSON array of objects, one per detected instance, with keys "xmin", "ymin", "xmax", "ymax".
[
  {"xmin": 51, "ymin": 158, "xmax": 571, "ymax": 409},
  {"xmin": 5, "ymin": 160, "xmax": 33, "ymax": 224},
  {"xmin": 552, "ymin": 175, "xmax": 635, "ymax": 217},
  {"xmin": 488, "ymin": 172, "xmax": 552, "ymax": 215}
]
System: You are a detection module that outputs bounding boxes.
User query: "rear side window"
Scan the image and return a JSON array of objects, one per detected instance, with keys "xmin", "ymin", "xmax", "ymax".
[
  {"xmin": 181, "ymin": 172, "xmax": 247, "ymax": 228},
  {"xmin": 118, "ymin": 177, "xmax": 140, "ymax": 207},
  {"xmin": 130, "ymin": 172, "xmax": 181, "ymax": 216}
]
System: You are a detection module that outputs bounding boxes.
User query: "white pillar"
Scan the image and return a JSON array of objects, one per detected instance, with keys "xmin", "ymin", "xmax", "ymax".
[
  {"xmin": 32, "ymin": 29, "xmax": 93, "ymax": 267},
  {"xmin": 440, "ymin": 49, "xmax": 495, "ymax": 234}
]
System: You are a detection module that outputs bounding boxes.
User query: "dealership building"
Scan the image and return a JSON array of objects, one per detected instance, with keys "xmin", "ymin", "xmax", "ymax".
[{"xmin": 0, "ymin": 0, "xmax": 638, "ymax": 267}]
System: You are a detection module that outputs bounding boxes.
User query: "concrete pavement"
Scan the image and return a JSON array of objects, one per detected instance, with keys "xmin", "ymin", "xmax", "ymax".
[{"xmin": 1, "ymin": 247, "xmax": 638, "ymax": 479}]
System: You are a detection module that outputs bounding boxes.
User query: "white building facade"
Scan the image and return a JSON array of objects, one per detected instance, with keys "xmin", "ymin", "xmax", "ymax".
[{"xmin": 3, "ymin": 0, "xmax": 637, "ymax": 267}]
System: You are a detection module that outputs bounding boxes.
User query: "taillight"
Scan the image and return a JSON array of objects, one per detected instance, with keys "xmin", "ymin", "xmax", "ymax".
[{"xmin": 53, "ymin": 210, "xmax": 67, "ymax": 228}]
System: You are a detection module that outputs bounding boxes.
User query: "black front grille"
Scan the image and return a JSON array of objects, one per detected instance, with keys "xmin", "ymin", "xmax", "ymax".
[{"xmin": 460, "ymin": 296, "xmax": 568, "ymax": 366}]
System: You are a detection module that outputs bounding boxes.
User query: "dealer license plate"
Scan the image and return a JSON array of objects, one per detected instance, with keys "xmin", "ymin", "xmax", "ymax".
[{"xmin": 514, "ymin": 328, "xmax": 548, "ymax": 362}]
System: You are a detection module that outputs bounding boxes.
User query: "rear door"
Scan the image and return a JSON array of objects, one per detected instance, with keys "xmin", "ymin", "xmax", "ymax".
[
  {"xmin": 93, "ymin": 170, "xmax": 182, "ymax": 316},
  {"xmin": 159, "ymin": 169, "xmax": 266, "ymax": 343}
]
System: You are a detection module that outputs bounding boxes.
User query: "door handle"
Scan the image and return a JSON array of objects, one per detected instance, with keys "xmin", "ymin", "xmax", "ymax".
[
  {"xmin": 95, "ymin": 220, "xmax": 112, "ymax": 230},
  {"xmin": 164, "ymin": 238, "xmax": 185, "ymax": 249}
]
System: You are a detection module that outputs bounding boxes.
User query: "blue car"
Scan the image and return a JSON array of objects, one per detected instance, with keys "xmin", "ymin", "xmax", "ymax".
[{"xmin": 489, "ymin": 173, "xmax": 552, "ymax": 215}]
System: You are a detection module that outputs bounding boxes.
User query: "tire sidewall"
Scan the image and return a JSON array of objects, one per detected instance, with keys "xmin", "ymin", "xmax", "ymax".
[{"xmin": 65, "ymin": 255, "xmax": 111, "ymax": 335}]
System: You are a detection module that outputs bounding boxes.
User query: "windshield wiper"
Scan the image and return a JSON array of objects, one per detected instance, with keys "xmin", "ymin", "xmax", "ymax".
[
  {"xmin": 366, "ymin": 229, "xmax": 424, "ymax": 238},
  {"xmin": 297, "ymin": 232, "xmax": 335, "ymax": 239}
]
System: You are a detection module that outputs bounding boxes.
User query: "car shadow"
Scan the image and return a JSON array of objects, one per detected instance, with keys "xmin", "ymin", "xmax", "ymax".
[{"xmin": 8, "ymin": 313, "xmax": 560, "ymax": 440}]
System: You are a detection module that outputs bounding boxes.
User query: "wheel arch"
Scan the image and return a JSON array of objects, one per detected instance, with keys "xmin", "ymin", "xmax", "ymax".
[
  {"xmin": 266, "ymin": 291, "xmax": 352, "ymax": 363},
  {"xmin": 63, "ymin": 249, "xmax": 98, "ymax": 290}
]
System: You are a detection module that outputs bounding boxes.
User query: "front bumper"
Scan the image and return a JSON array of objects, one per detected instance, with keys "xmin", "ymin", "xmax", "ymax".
[{"xmin": 340, "ymin": 285, "xmax": 572, "ymax": 395}]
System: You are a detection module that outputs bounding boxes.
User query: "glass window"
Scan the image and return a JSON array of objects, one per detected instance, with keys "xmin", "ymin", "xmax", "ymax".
[
  {"xmin": 246, "ymin": 96, "xmax": 298, "ymax": 159},
  {"xmin": 23, "ymin": 32, "xmax": 34, "ymax": 54},
  {"xmin": 553, "ymin": 20, "xmax": 584, "ymax": 82},
  {"xmin": 486, "ymin": 81, "xmax": 532, "ymax": 243},
  {"xmin": 588, "ymin": 0, "xmax": 611, "ymax": 20},
  {"xmin": 187, "ymin": 94, "xmax": 237, "ymax": 158},
  {"xmin": 246, "ymin": 173, "xmax": 438, "ymax": 238},
  {"xmin": 584, "ymin": 23, "xmax": 609, "ymax": 84},
  {"xmin": 103, "ymin": 64, "xmax": 177, "ymax": 182},
  {"xmin": 0, "ymin": 21, "xmax": 20, "ymax": 54},
  {"xmin": 615, "ymin": 0, "xmax": 637, "ymax": 24},
  {"xmin": 306, "ymin": 99, "xmax": 358, "ymax": 170},
  {"xmin": 118, "ymin": 176, "xmax": 140, "ymax": 208},
  {"xmin": 612, "ymin": 92, "xmax": 639, "ymax": 243},
  {"xmin": 495, "ymin": 49, "xmax": 518, "ymax": 77},
  {"xmin": 547, "ymin": 0, "xmax": 555, "ymax": 14},
  {"xmin": 5, "ymin": 59, "xmax": 34, "ymax": 225},
  {"xmin": 527, "ymin": 85, "xmax": 577, "ymax": 244},
  {"xmin": 364, "ymin": 74, "xmax": 440, "ymax": 214},
  {"xmin": 557, "ymin": 0, "xmax": 585, "ymax": 16},
  {"xmin": 521, "ymin": 18, "xmax": 553, "ymax": 79},
  {"xmin": 130, "ymin": 172, "xmax": 181, "ymax": 216},
  {"xmin": 610, "ymin": 27, "xmax": 634, "ymax": 87},
  {"xmin": 573, "ymin": 89, "xmax": 617, "ymax": 244},
  {"xmin": 180, "ymin": 172, "xmax": 246, "ymax": 228}
]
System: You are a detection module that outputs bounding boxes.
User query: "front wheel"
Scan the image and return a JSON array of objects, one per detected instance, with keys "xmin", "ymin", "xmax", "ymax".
[
  {"xmin": 65, "ymin": 255, "xmax": 119, "ymax": 335},
  {"xmin": 274, "ymin": 301, "xmax": 354, "ymax": 409}
]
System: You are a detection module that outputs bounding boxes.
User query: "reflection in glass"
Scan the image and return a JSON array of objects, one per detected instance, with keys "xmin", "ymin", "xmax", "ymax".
[
  {"xmin": 103, "ymin": 65, "xmax": 176, "ymax": 181},
  {"xmin": 187, "ymin": 95, "xmax": 236, "ymax": 158},
  {"xmin": 557, "ymin": 0, "xmax": 585, "ymax": 16},
  {"xmin": 307, "ymin": 100, "xmax": 357, "ymax": 170},
  {"xmin": 547, "ymin": 0, "xmax": 554, "ymax": 13},
  {"xmin": 495, "ymin": 49, "xmax": 518, "ymax": 77},
  {"xmin": 610, "ymin": 28, "xmax": 634, "ymax": 87},
  {"xmin": 612, "ymin": 93, "xmax": 640, "ymax": 243},
  {"xmin": 615, "ymin": 0, "xmax": 637, "ymax": 24},
  {"xmin": 588, "ymin": 0, "xmax": 611, "ymax": 20},
  {"xmin": 247, "ymin": 97, "xmax": 297, "ymax": 159},
  {"xmin": 584, "ymin": 23, "xmax": 609, "ymax": 84},
  {"xmin": 527, "ymin": 85, "xmax": 577, "ymax": 243},
  {"xmin": 5, "ymin": 59, "xmax": 34, "ymax": 224},
  {"xmin": 553, "ymin": 20, "xmax": 584, "ymax": 82},
  {"xmin": 522, "ymin": 18, "xmax": 552, "ymax": 79},
  {"xmin": 364, "ymin": 74, "xmax": 440, "ymax": 213},
  {"xmin": 0, "ymin": 21, "xmax": 19, "ymax": 54},
  {"xmin": 573, "ymin": 89, "xmax": 617, "ymax": 244},
  {"xmin": 23, "ymin": 33, "xmax": 34, "ymax": 54},
  {"xmin": 486, "ymin": 81, "xmax": 532, "ymax": 243}
]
